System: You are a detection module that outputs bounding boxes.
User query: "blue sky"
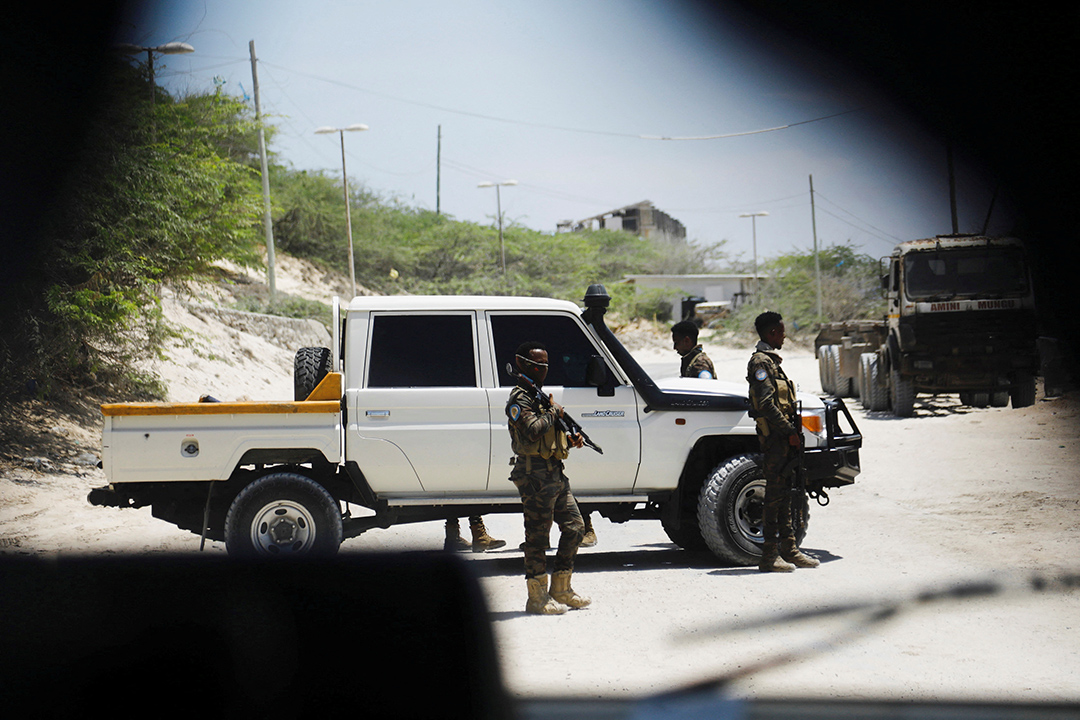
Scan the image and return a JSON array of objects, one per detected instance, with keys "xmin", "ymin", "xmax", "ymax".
[{"xmin": 116, "ymin": 0, "xmax": 1009, "ymax": 266}]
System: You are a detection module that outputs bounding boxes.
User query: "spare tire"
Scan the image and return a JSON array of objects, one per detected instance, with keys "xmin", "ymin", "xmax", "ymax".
[{"xmin": 294, "ymin": 346, "xmax": 332, "ymax": 401}]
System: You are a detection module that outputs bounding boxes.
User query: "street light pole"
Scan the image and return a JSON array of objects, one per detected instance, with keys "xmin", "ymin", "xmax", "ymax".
[
  {"xmin": 316, "ymin": 124, "xmax": 369, "ymax": 299},
  {"xmin": 739, "ymin": 211, "xmax": 769, "ymax": 299},
  {"xmin": 477, "ymin": 180, "xmax": 518, "ymax": 275},
  {"xmin": 116, "ymin": 42, "xmax": 194, "ymax": 141}
]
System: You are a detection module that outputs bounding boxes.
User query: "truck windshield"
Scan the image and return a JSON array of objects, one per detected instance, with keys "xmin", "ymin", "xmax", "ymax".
[{"xmin": 903, "ymin": 246, "xmax": 1029, "ymax": 299}]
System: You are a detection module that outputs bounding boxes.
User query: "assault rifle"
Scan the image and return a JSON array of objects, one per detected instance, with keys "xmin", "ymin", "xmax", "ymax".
[
  {"xmin": 506, "ymin": 363, "xmax": 603, "ymax": 454},
  {"xmin": 780, "ymin": 401, "xmax": 813, "ymax": 534}
]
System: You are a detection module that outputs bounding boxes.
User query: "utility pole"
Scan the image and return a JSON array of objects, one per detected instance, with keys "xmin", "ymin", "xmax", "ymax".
[
  {"xmin": 436, "ymin": 125, "xmax": 442, "ymax": 216},
  {"xmin": 249, "ymin": 40, "xmax": 276, "ymax": 301},
  {"xmin": 809, "ymin": 174, "xmax": 822, "ymax": 319}
]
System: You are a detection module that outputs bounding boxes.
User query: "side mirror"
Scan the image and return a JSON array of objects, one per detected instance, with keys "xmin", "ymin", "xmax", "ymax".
[{"xmin": 586, "ymin": 356, "xmax": 615, "ymax": 397}]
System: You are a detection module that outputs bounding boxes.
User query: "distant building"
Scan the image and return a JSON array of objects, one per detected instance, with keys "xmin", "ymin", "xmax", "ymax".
[
  {"xmin": 557, "ymin": 200, "xmax": 686, "ymax": 243},
  {"xmin": 622, "ymin": 273, "xmax": 759, "ymax": 321}
]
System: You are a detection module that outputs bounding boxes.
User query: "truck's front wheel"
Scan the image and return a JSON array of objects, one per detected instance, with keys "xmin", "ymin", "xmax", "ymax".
[
  {"xmin": 225, "ymin": 472, "xmax": 343, "ymax": 558},
  {"xmin": 697, "ymin": 454, "xmax": 808, "ymax": 566}
]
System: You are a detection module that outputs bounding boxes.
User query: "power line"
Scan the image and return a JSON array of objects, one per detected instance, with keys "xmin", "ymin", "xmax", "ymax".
[
  {"xmin": 259, "ymin": 60, "xmax": 858, "ymax": 142},
  {"xmin": 813, "ymin": 191, "xmax": 903, "ymax": 245}
]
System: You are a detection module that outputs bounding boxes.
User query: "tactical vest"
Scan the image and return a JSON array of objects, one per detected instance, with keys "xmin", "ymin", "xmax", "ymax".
[
  {"xmin": 747, "ymin": 350, "xmax": 796, "ymax": 437},
  {"xmin": 507, "ymin": 387, "xmax": 570, "ymax": 460}
]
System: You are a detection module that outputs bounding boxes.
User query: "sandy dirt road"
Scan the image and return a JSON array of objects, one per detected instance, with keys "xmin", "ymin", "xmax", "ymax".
[{"xmin": 1, "ymin": 283, "xmax": 1078, "ymax": 705}]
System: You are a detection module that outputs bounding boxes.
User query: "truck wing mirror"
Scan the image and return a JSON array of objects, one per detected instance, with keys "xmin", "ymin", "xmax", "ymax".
[{"xmin": 586, "ymin": 356, "xmax": 615, "ymax": 397}]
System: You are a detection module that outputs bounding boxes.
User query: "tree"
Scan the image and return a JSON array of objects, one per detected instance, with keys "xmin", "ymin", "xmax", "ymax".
[
  {"xmin": 740, "ymin": 243, "xmax": 885, "ymax": 332},
  {"xmin": 0, "ymin": 59, "xmax": 263, "ymax": 400}
]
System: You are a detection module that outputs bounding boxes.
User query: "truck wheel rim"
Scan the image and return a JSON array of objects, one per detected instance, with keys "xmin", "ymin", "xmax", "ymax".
[
  {"xmin": 735, "ymin": 479, "xmax": 765, "ymax": 542},
  {"xmin": 250, "ymin": 500, "xmax": 316, "ymax": 555}
]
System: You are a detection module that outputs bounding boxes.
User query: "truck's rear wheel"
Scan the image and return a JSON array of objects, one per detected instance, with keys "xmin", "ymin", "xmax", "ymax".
[
  {"xmin": 225, "ymin": 472, "xmax": 343, "ymax": 558},
  {"xmin": 830, "ymin": 346, "xmax": 853, "ymax": 398},
  {"xmin": 860, "ymin": 354, "xmax": 888, "ymax": 411},
  {"xmin": 890, "ymin": 367, "xmax": 916, "ymax": 417},
  {"xmin": 818, "ymin": 346, "xmax": 833, "ymax": 395},
  {"xmin": 696, "ymin": 454, "xmax": 808, "ymax": 566},
  {"xmin": 294, "ymin": 347, "xmax": 332, "ymax": 401},
  {"xmin": 1010, "ymin": 372, "xmax": 1036, "ymax": 408}
]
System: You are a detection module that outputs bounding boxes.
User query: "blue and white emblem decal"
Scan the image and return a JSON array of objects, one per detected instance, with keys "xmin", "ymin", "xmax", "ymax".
[
  {"xmin": 698, "ymin": 370, "xmax": 714, "ymax": 379},
  {"xmin": 754, "ymin": 368, "xmax": 768, "ymax": 382},
  {"xmin": 507, "ymin": 404, "xmax": 522, "ymax": 422}
]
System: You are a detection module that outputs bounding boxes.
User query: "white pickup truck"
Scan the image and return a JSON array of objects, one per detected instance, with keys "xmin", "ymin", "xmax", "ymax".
[{"xmin": 91, "ymin": 285, "xmax": 862, "ymax": 562}]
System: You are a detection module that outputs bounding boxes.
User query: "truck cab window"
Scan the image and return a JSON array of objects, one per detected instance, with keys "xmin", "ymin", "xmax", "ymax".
[
  {"xmin": 368, "ymin": 314, "xmax": 477, "ymax": 387},
  {"xmin": 490, "ymin": 314, "xmax": 608, "ymax": 387}
]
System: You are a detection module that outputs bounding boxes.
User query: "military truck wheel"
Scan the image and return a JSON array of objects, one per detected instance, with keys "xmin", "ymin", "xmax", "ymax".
[
  {"xmin": 294, "ymin": 347, "xmax": 332, "ymax": 401},
  {"xmin": 1010, "ymin": 372, "xmax": 1036, "ymax": 408},
  {"xmin": 697, "ymin": 454, "xmax": 808, "ymax": 566},
  {"xmin": 225, "ymin": 472, "xmax": 343, "ymax": 558},
  {"xmin": 860, "ymin": 354, "xmax": 888, "ymax": 411},
  {"xmin": 889, "ymin": 368, "xmax": 915, "ymax": 417},
  {"xmin": 661, "ymin": 509, "xmax": 708, "ymax": 551},
  {"xmin": 830, "ymin": 345, "xmax": 852, "ymax": 397},
  {"xmin": 818, "ymin": 346, "xmax": 833, "ymax": 395},
  {"xmin": 990, "ymin": 391, "xmax": 1010, "ymax": 407}
]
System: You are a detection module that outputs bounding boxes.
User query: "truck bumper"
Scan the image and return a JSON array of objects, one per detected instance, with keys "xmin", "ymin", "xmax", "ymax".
[
  {"xmin": 805, "ymin": 397, "xmax": 862, "ymax": 488},
  {"xmin": 804, "ymin": 445, "xmax": 860, "ymax": 487}
]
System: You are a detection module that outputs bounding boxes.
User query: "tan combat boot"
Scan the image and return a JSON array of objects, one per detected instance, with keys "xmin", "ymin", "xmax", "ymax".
[
  {"xmin": 550, "ymin": 570, "xmax": 591, "ymax": 609},
  {"xmin": 443, "ymin": 519, "xmax": 469, "ymax": 552},
  {"xmin": 470, "ymin": 518, "xmax": 507, "ymax": 553},
  {"xmin": 526, "ymin": 574, "xmax": 569, "ymax": 615},
  {"xmin": 580, "ymin": 515, "xmax": 598, "ymax": 547},
  {"xmin": 758, "ymin": 542, "xmax": 795, "ymax": 572},
  {"xmin": 780, "ymin": 537, "xmax": 820, "ymax": 568}
]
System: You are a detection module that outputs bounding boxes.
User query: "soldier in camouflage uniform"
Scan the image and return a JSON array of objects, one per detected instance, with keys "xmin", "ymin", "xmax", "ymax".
[
  {"xmin": 748, "ymin": 311, "xmax": 820, "ymax": 572},
  {"xmin": 671, "ymin": 320, "xmax": 715, "ymax": 379},
  {"xmin": 506, "ymin": 341, "xmax": 591, "ymax": 614}
]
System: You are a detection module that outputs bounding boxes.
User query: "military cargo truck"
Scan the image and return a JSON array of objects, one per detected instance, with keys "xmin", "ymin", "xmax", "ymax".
[{"xmin": 816, "ymin": 235, "xmax": 1038, "ymax": 417}]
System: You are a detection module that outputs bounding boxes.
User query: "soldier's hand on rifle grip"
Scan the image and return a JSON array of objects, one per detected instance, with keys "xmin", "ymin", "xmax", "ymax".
[
  {"xmin": 569, "ymin": 432, "xmax": 585, "ymax": 449},
  {"xmin": 549, "ymin": 395, "xmax": 565, "ymax": 417}
]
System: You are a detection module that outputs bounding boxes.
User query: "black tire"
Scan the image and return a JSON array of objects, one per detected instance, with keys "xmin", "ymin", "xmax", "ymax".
[
  {"xmin": 661, "ymin": 507, "xmax": 708, "ymax": 550},
  {"xmin": 224, "ymin": 472, "xmax": 343, "ymax": 558},
  {"xmin": 696, "ymin": 454, "xmax": 808, "ymax": 566},
  {"xmin": 1010, "ymin": 372, "xmax": 1036, "ymax": 408},
  {"xmin": 294, "ymin": 346, "xmax": 332, "ymax": 401},
  {"xmin": 818, "ymin": 347, "xmax": 832, "ymax": 395},
  {"xmin": 831, "ymin": 345, "xmax": 853, "ymax": 398},
  {"xmin": 825, "ymin": 345, "xmax": 842, "ymax": 397},
  {"xmin": 890, "ymin": 367, "xmax": 916, "ymax": 417},
  {"xmin": 862, "ymin": 354, "xmax": 888, "ymax": 411}
]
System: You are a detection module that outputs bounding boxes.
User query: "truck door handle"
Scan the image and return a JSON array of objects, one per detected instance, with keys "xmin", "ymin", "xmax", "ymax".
[{"xmin": 365, "ymin": 410, "xmax": 390, "ymax": 418}]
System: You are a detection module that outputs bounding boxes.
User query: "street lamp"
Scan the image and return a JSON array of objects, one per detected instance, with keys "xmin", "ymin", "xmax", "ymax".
[
  {"xmin": 117, "ymin": 42, "xmax": 195, "ymax": 103},
  {"xmin": 477, "ymin": 180, "xmax": 518, "ymax": 275},
  {"xmin": 116, "ymin": 42, "xmax": 194, "ymax": 142},
  {"xmin": 315, "ymin": 124, "xmax": 369, "ymax": 299},
  {"xmin": 739, "ymin": 211, "xmax": 769, "ymax": 298}
]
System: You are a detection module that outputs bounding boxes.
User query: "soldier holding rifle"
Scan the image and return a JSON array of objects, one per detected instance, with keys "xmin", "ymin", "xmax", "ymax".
[
  {"xmin": 506, "ymin": 341, "xmax": 593, "ymax": 614},
  {"xmin": 747, "ymin": 312, "xmax": 820, "ymax": 572}
]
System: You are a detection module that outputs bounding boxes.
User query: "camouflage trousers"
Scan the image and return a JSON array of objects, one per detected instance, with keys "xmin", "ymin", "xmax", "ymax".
[
  {"xmin": 510, "ymin": 456, "xmax": 585, "ymax": 579},
  {"xmin": 760, "ymin": 437, "xmax": 796, "ymax": 542}
]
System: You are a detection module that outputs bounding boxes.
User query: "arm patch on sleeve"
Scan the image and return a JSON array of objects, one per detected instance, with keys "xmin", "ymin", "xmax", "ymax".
[
  {"xmin": 507, "ymin": 404, "xmax": 521, "ymax": 422},
  {"xmin": 754, "ymin": 368, "xmax": 768, "ymax": 382}
]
